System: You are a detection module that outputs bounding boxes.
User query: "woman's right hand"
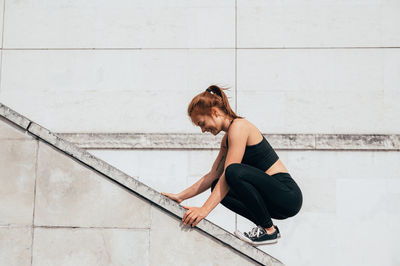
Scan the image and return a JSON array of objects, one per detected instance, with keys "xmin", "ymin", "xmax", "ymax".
[{"xmin": 161, "ymin": 192, "xmax": 183, "ymax": 204}]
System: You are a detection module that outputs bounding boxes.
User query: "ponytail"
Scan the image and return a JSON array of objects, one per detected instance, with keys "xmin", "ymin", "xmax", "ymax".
[{"xmin": 187, "ymin": 85, "xmax": 244, "ymax": 123}]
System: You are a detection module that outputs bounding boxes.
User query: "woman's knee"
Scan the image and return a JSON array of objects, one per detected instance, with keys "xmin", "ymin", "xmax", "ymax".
[{"xmin": 225, "ymin": 163, "xmax": 243, "ymax": 186}]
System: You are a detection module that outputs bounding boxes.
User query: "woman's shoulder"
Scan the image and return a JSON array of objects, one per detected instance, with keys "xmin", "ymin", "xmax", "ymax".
[
  {"xmin": 227, "ymin": 118, "xmax": 263, "ymax": 145},
  {"xmin": 225, "ymin": 118, "xmax": 251, "ymax": 141},
  {"xmin": 229, "ymin": 118, "xmax": 251, "ymax": 132}
]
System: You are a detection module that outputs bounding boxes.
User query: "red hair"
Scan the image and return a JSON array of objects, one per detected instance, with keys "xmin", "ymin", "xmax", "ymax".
[{"xmin": 187, "ymin": 85, "xmax": 244, "ymax": 124}]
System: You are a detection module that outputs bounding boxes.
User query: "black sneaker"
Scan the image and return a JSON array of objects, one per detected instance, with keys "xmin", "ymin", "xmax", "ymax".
[{"xmin": 234, "ymin": 225, "xmax": 278, "ymax": 245}]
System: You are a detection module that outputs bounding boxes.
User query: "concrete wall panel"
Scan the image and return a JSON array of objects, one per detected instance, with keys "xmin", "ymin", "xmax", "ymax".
[
  {"xmin": 336, "ymin": 213, "xmax": 399, "ymax": 266},
  {"xmin": 0, "ymin": 49, "xmax": 235, "ymax": 132},
  {"xmin": 237, "ymin": 0, "xmax": 400, "ymax": 47},
  {"xmin": 35, "ymin": 141, "xmax": 151, "ymax": 228},
  {"xmin": 237, "ymin": 49, "xmax": 400, "ymax": 133},
  {"xmin": 0, "ymin": 140, "xmax": 36, "ymax": 225},
  {"xmin": 4, "ymin": 0, "xmax": 234, "ymax": 48},
  {"xmin": 336, "ymin": 178, "xmax": 400, "ymax": 219},
  {"xmin": 0, "ymin": 227, "xmax": 32, "ymax": 266},
  {"xmin": 32, "ymin": 227, "xmax": 149, "ymax": 266}
]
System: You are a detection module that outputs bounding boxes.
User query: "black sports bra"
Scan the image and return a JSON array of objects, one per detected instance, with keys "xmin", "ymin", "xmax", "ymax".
[{"xmin": 226, "ymin": 132, "xmax": 279, "ymax": 172}]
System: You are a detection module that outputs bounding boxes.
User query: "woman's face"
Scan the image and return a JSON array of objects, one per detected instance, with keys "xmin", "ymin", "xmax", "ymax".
[{"xmin": 193, "ymin": 113, "xmax": 220, "ymax": 135}]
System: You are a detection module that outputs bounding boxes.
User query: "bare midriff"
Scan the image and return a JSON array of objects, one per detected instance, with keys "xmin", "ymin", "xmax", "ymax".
[{"xmin": 265, "ymin": 159, "xmax": 289, "ymax": 176}]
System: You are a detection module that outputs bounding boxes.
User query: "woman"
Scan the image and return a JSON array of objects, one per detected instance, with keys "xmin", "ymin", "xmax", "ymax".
[{"xmin": 162, "ymin": 85, "xmax": 302, "ymax": 245}]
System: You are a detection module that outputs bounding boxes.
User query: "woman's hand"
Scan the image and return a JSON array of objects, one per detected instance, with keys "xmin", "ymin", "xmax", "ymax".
[
  {"xmin": 161, "ymin": 192, "xmax": 183, "ymax": 204},
  {"xmin": 182, "ymin": 206, "xmax": 209, "ymax": 227}
]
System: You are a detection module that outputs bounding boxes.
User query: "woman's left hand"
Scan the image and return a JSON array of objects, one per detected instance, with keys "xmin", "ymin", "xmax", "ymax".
[{"xmin": 182, "ymin": 206, "xmax": 209, "ymax": 227}]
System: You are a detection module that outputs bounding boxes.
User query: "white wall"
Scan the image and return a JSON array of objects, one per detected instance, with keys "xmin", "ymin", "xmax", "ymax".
[
  {"xmin": 0, "ymin": 0, "xmax": 399, "ymax": 133},
  {"xmin": 0, "ymin": 0, "xmax": 399, "ymax": 265}
]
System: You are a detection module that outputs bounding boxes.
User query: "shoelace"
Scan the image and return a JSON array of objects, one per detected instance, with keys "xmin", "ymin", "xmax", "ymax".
[{"xmin": 246, "ymin": 226, "xmax": 264, "ymax": 238}]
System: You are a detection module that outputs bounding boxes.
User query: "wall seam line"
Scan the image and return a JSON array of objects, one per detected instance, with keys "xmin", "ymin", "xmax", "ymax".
[
  {"xmin": 1, "ymin": 46, "xmax": 400, "ymax": 50},
  {"xmin": 148, "ymin": 204, "xmax": 153, "ymax": 266},
  {"xmin": 1, "ymin": 0, "xmax": 5, "ymax": 47},
  {"xmin": 234, "ymin": 0, "xmax": 238, "ymax": 233},
  {"xmin": 0, "ymin": 0, "xmax": 6, "ymax": 95},
  {"xmin": 32, "ymin": 225, "xmax": 151, "ymax": 230},
  {"xmin": 30, "ymin": 138, "xmax": 39, "ymax": 266}
]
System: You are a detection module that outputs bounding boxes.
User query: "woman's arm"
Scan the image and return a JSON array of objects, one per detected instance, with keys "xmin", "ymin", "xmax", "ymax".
[
  {"xmin": 182, "ymin": 121, "xmax": 248, "ymax": 227},
  {"xmin": 162, "ymin": 136, "xmax": 227, "ymax": 203},
  {"xmin": 201, "ymin": 173, "xmax": 229, "ymax": 214},
  {"xmin": 181, "ymin": 171, "xmax": 229, "ymax": 227},
  {"xmin": 178, "ymin": 136, "xmax": 227, "ymax": 200}
]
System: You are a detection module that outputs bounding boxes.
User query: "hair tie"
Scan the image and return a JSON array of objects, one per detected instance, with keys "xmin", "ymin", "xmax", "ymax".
[{"xmin": 206, "ymin": 86, "xmax": 222, "ymax": 97}]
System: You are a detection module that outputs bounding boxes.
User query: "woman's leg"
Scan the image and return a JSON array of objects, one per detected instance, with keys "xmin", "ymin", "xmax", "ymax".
[
  {"xmin": 223, "ymin": 163, "xmax": 302, "ymax": 228},
  {"xmin": 211, "ymin": 178, "xmax": 259, "ymax": 225}
]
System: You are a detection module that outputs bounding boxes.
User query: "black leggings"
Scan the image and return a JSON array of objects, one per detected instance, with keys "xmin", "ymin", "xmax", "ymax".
[{"xmin": 211, "ymin": 163, "xmax": 303, "ymax": 228}]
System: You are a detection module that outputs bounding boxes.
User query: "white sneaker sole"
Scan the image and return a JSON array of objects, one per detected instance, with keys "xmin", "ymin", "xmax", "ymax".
[
  {"xmin": 234, "ymin": 230, "xmax": 278, "ymax": 246},
  {"xmin": 234, "ymin": 230, "xmax": 253, "ymax": 244}
]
